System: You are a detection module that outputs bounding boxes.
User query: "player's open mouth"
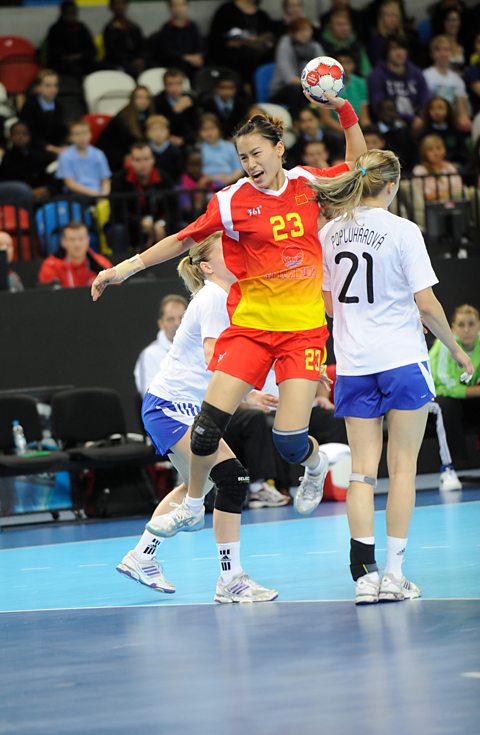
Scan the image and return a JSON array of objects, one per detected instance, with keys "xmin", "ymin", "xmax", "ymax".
[{"xmin": 251, "ymin": 171, "xmax": 264, "ymax": 181}]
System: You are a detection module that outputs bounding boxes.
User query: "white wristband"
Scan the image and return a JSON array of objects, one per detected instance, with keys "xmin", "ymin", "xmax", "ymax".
[{"xmin": 114, "ymin": 254, "xmax": 146, "ymax": 282}]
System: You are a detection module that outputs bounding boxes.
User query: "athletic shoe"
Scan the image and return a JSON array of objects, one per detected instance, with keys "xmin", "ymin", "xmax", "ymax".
[
  {"xmin": 379, "ymin": 573, "xmax": 421, "ymax": 602},
  {"xmin": 439, "ymin": 467, "xmax": 462, "ymax": 492},
  {"xmin": 214, "ymin": 572, "xmax": 278, "ymax": 603},
  {"xmin": 146, "ymin": 498, "xmax": 205, "ymax": 538},
  {"xmin": 248, "ymin": 483, "xmax": 290, "ymax": 508},
  {"xmin": 116, "ymin": 550, "xmax": 176, "ymax": 593},
  {"xmin": 294, "ymin": 451, "xmax": 329, "ymax": 515},
  {"xmin": 355, "ymin": 574, "xmax": 380, "ymax": 605}
]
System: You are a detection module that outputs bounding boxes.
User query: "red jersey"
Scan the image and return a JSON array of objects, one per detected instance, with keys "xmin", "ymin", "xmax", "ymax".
[
  {"xmin": 38, "ymin": 250, "xmax": 112, "ymax": 288},
  {"xmin": 178, "ymin": 164, "xmax": 348, "ymax": 331}
]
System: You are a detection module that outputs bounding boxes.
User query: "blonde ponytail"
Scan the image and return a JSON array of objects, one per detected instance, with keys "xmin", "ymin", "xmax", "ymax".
[
  {"xmin": 177, "ymin": 231, "xmax": 223, "ymax": 294},
  {"xmin": 310, "ymin": 149, "xmax": 401, "ymax": 220}
]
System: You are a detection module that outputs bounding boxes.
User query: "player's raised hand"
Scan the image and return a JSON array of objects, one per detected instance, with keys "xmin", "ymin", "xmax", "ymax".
[{"xmin": 303, "ymin": 90, "xmax": 345, "ymax": 110}]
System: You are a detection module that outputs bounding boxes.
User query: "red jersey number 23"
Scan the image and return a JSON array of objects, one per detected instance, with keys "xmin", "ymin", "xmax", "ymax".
[{"xmin": 270, "ymin": 212, "xmax": 304, "ymax": 241}]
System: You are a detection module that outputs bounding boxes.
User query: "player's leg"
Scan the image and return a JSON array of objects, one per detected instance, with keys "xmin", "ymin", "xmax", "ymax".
[
  {"xmin": 344, "ymin": 415, "xmax": 384, "ymax": 604},
  {"xmin": 379, "ymin": 405, "xmax": 429, "ymax": 601}
]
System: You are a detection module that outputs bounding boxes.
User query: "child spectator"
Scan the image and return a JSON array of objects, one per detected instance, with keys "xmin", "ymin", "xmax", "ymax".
[
  {"xmin": 145, "ymin": 115, "xmax": 183, "ymax": 183},
  {"xmin": 368, "ymin": 35, "xmax": 430, "ymax": 133},
  {"xmin": 320, "ymin": 9, "xmax": 371, "ymax": 78},
  {"xmin": 429, "ymin": 304, "xmax": 480, "ymax": 466},
  {"xmin": 177, "ymin": 148, "xmax": 211, "ymax": 223},
  {"xmin": 103, "ymin": 0, "xmax": 145, "ymax": 77},
  {"xmin": 290, "ymin": 106, "xmax": 324, "ymax": 163},
  {"xmin": 413, "ymin": 134, "xmax": 463, "ymax": 201},
  {"xmin": 300, "ymin": 139, "xmax": 330, "ymax": 169},
  {"xmin": 38, "ymin": 221, "xmax": 112, "ymax": 288},
  {"xmin": 0, "ymin": 122, "xmax": 56, "ymax": 200},
  {"xmin": 316, "ymin": 48, "xmax": 371, "ymax": 137},
  {"xmin": 363, "ymin": 125, "xmax": 386, "ymax": 151},
  {"xmin": 368, "ymin": 0, "xmax": 404, "ymax": 64},
  {"xmin": 197, "ymin": 113, "xmax": 243, "ymax": 189},
  {"xmin": 200, "ymin": 72, "xmax": 250, "ymax": 139},
  {"xmin": 423, "ymin": 36, "xmax": 472, "ymax": 133},
  {"xmin": 19, "ymin": 70, "xmax": 68, "ymax": 155},
  {"xmin": 270, "ymin": 18, "xmax": 325, "ymax": 115},
  {"xmin": 44, "ymin": 1, "xmax": 96, "ymax": 79},
  {"xmin": 56, "ymin": 120, "xmax": 111, "ymax": 198},
  {"xmin": 97, "ymin": 86, "xmax": 154, "ymax": 172},
  {"xmin": 375, "ymin": 98, "xmax": 415, "ymax": 169},
  {"xmin": 153, "ymin": 68, "xmax": 197, "ymax": 147},
  {"xmin": 147, "ymin": 0, "xmax": 204, "ymax": 82},
  {"xmin": 438, "ymin": 6, "xmax": 465, "ymax": 71},
  {"xmin": 421, "ymin": 96, "xmax": 469, "ymax": 167}
]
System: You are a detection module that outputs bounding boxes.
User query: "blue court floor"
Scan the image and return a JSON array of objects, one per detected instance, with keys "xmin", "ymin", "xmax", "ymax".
[{"xmin": 1, "ymin": 489, "xmax": 480, "ymax": 735}]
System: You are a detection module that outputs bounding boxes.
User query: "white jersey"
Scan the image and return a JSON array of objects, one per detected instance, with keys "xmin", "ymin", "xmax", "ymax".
[
  {"xmin": 148, "ymin": 281, "xmax": 229, "ymax": 405},
  {"xmin": 134, "ymin": 330, "xmax": 172, "ymax": 396},
  {"xmin": 320, "ymin": 207, "xmax": 438, "ymax": 375}
]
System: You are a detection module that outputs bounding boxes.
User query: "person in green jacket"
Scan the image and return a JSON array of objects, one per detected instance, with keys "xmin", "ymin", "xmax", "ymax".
[{"xmin": 429, "ymin": 304, "xmax": 480, "ymax": 472}]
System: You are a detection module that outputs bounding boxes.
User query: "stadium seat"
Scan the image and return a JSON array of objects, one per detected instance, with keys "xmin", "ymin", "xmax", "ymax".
[
  {"xmin": 137, "ymin": 67, "xmax": 190, "ymax": 96},
  {"xmin": 82, "ymin": 112, "xmax": 112, "ymax": 145},
  {"xmin": 0, "ymin": 204, "xmax": 33, "ymax": 260},
  {"xmin": 254, "ymin": 62, "xmax": 275, "ymax": 103},
  {"xmin": 35, "ymin": 200, "xmax": 95, "ymax": 255},
  {"xmin": 0, "ymin": 35, "xmax": 41, "ymax": 94},
  {"xmin": 416, "ymin": 18, "xmax": 432, "ymax": 46},
  {"xmin": 83, "ymin": 70, "xmax": 136, "ymax": 115}
]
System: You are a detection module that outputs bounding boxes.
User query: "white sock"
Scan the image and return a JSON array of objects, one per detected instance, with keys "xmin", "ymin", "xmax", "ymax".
[
  {"xmin": 385, "ymin": 536, "xmax": 407, "ymax": 578},
  {"xmin": 184, "ymin": 494, "xmax": 204, "ymax": 514},
  {"xmin": 133, "ymin": 529, "xmax": 164, "ymax": 561},
  {"xmin": 354, "ymin": 536, "xmax": 375, "ymax": 545},
  {"xmin": 249, "ymin": 480, "xmax": 264, "ymax": 493},
  {"xmin": 306, "ymin": 451, "xmax": 324, "ymax": 476},
  {"xmin": 217, "ymin": 541, "xmax": 242, "ymax": 584}
]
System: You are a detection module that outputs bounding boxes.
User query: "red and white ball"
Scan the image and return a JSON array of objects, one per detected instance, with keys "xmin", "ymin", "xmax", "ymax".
[{"xmin": 301, "ymin": 56, "xmax": 346, "ymax": 103}]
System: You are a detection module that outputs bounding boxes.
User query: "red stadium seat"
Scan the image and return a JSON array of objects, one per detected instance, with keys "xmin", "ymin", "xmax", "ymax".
[
  {"xmin": 82, "ymin": 113, "xmax": 112, "ymax": 145},
  {"xmin": 0, "ymin": 205, "xmax": 35, "ymax": 260},
  {"xmin": 0, "ymin": 36, "xmax": 41, "ymax": 94}
]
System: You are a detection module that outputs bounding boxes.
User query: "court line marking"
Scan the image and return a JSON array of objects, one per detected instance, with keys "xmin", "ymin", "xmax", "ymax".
[
  {"xmin": 2, "ymin": 500, "xmax": 479, "ymax": 554},
  {"xmin": 1, "ymin": 597, "xmax": 479, "ymax": 615}
]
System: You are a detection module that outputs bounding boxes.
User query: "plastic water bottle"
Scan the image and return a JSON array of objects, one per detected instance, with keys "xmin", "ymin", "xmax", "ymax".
[{"xmin": 12, "ymin": 420, "xmax": 28, "ymax": 455}]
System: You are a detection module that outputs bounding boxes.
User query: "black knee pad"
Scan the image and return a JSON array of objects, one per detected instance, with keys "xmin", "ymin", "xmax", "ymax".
[
  {"xmin": 190, "ymin": 401, "xmax": 232, "ymax": 457},
  {"xmin": 350, "ymin": 539, "xmax": 378, "ymax": 581},
  {"xmin": 210, "ymin": 458, "xmax": 249, "ymax": 514}
]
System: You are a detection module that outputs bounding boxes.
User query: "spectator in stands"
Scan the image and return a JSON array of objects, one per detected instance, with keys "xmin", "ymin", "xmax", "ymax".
[
  {"xmin": 145, "ymin": 115, "xmax": 183, "ymax": 183},
  {"xmin": 436, "ymin": 5, "xmax": 466, "ymax": 71},
  {"xmin": 368, "ymin": 35, "xmax": 430, "ymax": 133},
  {"xmin": 429, "ymin": 304, "xmax": 480, "ymax": 465},
  {"xmin": 269, "ymin": 19, "xmax": 324, "ymax": 115},
  {"xmin": 290, "ymin": 106, "xmax": 325, "ymax": 162},
  {"xmin": 274, "ymin": 0, "xmax": 318, "ymax": 39},
  {"xmin": 19, "ymin": 70, "xmax": 68, "ymax": 156},
  {"xmin": 153, "ymin": 68, "xmax": 197, "ymax": 147},
  {"xmin": 465, "ymin": 33, "xmax": 480, "ymax": 116},
  {"xmin": 375, "ymin": 98, "xmax": 415, "ymax": 169},
  {"xmin": 208, "ymin": 0, "xmax": 275, "ymax": 90},
  {"xmin": 423, "ymin": 36, "xmax": 472, "ymax": 133},
  {"xmin": 0, "ymin": 231, "xmax": 24, "ymax": 292},
  {"xmin": 177, "ymin": 148, "xmax": 211, "ymax": 223},
  {"xmin": 319, "ymin": 0, "xmax": 366, "ymax": 43},
  {"xmin": 363, "ymin": 125, "xmax": 386, "ymax": 151},
  {"xmin": 38, "ymin": 221, "xmax": 111, "ymax": 288},
  {"xmin": 0, "ymin": 122, "xmax": 56, "ymax": 200},
  {"xmin": 147, "ymin": 0, "xmax": 204, "ymax": 82},
  {"xmin": 197, "ymin": 113, "xmax": 243, "ymax": 189},
  {"xmin": 108, "ymin": 141, "xmax": 176, "ymax": 252},
  {"xmin": 368, "ymin": 0, "xmax": 404, "ymax": 64},
  {"xmin": 316, "ymin": 48, "xmax": 371, "ymax": 139},
  {"xmin": 134, "ymin": 293, "xmax": 188, "ymax": 395},
  {"xmin": 320, "ymin": 9, "xmax": 371, "ymax": 78},
  {"xmin": 200, "ymin": 72, "xmax": 250, "ymax": 140},
  {"xmin": 56, "ymin": 119, "xmax": 111, "ymax": 198},
  {"xmin": 300, "ymin": 139, "xmax": 330, "ymax": 169},
  {"xmin": 45, "ymin": 1, "xmax": 96, "ymax": 79},
  {"xmin": 103, "ymin": 0, "xmax": 145, "ymax": 78},
  {"xmin": 413, "ymin": 134, "xmax": 463, "ymax": 201},
  {"xmin": 421, "ymin": 96, "xmax": 469, "ymax": 167},
  {"xmin": 97, "ymin": 85, "xmax": 154, "ymax": 171}
]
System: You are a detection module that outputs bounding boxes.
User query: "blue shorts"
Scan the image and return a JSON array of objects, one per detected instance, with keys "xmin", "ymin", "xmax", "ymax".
[
  {"xmin": 334, "ymin": 361, "xmax": 436, "ymax": 419},
  {"xmin": 142, "ymin": 392, "xmax": 200, "ymax": 456}
]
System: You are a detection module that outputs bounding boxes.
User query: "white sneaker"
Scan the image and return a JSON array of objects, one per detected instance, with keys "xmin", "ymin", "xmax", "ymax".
[
  {"xmin": 294, "ymin": 451, "xmax": 329, "ymax": 515},
  {"xmin": 379, "ymin": 573, "xmax": 421, "ymax": 602},
  {"xmin": 214, "ymin": 572, "xmax": 278, "ymax": 603},
  {"xmin": 355, "ymin": 574, "xmax": 380, "ymax": 605},
  {"xmin": 116, "ymin": 550, "xmax": 176, "ymax": 593},
  {"xmin": 146, "ymin": 498, "xmax": 205, "ymax": 538},
  {"xmin": 439, "ymin": 467, "xmax": 462, "ymax": 492},
  {"xmin": 248, "ymin": 483, "xmax": 290, "ymax": 508}
]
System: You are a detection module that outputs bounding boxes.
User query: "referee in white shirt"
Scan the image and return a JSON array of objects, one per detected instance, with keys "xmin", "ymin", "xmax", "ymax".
[{"xmin": 311, "ymin": 148, "xmax": 473, "ymax": 605}]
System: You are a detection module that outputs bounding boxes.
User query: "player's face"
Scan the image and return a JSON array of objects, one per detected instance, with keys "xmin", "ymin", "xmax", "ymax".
[{"xmin": 236, "ymin": 133, "xmax": 285, "ymax": 190}]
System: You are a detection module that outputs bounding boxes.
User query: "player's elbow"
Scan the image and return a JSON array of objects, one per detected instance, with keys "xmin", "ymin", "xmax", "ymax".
[{"xmin": 414, "ymin": 287, "xmax": 438, "ymax": 317}]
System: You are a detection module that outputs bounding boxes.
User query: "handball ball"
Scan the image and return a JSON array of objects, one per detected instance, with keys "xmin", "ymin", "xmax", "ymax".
[{"xmin": 301, "ymin": 56, "xmax": 346, "ymax": 103}]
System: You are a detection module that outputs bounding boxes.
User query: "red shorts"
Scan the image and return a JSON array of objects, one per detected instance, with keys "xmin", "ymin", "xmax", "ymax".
[{"xmin": 208, "ymin": 324, "xmax": 329, "ymax": 389}]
